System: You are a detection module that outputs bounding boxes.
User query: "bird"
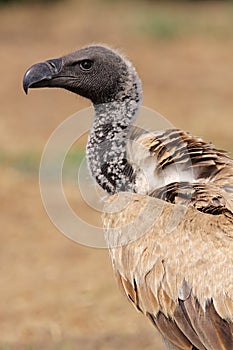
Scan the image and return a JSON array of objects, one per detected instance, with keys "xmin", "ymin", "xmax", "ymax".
[{"xmin": 23, "ymin": 44, "xmax": 233, "ymax": 350}]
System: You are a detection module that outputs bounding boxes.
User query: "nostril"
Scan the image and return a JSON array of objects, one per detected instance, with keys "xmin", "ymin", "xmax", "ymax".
[
  {"xmin": 48, "ymin": 61, "xmax": 56, "ymax": 69},
  {"xmin": 46, "ymin": 58, "xmax": 62, "ymax": 74}
]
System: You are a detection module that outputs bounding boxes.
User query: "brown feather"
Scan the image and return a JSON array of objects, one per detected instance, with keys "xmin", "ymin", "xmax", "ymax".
[
  {"xmin": 103, "ymin": 192, "xmax": 233, "ymax": 350},
  {"xmin": 128, "ymin": 129, "xmax": 233, "ymax": 195},
  {"xmin": 150, "ymin": 311, "xmax": 193, "ymax": 349}
]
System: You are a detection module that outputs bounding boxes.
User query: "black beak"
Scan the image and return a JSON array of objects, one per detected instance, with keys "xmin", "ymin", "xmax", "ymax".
[{"xmin": 23, "ymin": 58, "xmax": 62, "ymax": 94}]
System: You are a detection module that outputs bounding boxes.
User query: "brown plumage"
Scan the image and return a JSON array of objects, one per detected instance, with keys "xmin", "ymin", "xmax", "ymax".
[
  {"xmin": 23, "ymin": 45, "xmax": 233, "ymax": 350},
  {"xmin": 104, "ymin": 128, "xmax": 233, "ymax": 350},
  {"xmin": 104, "ymin": 191, "xmax": 233, "ymax": 350}
]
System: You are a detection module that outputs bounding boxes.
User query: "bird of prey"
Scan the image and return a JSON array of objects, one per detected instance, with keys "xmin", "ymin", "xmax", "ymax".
[{"xmin": 23, "ymin": 45, "xmax": 233, "ymax": 350}]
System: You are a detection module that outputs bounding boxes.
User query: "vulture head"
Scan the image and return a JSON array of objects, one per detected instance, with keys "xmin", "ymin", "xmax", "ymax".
[{"xmin": 23, "ymin": 45, "xmax": 139, "ymax": 105}]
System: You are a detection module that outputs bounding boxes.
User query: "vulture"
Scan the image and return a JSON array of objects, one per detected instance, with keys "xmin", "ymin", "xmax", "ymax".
[{"xmin": 23, "ymin": 45, "xmax": 233, "ymax": 350}]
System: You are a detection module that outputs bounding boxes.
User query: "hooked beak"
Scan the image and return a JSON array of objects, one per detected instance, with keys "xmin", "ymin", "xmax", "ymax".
[{"xmin": 23, "ymin": 58, "xmax": 62, "ymax": 94}]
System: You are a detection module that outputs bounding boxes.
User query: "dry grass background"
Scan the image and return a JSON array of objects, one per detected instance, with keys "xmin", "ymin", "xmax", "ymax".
[{"xmin": 1, "ymin": 0, "xmax": 233, "ymax": 349}]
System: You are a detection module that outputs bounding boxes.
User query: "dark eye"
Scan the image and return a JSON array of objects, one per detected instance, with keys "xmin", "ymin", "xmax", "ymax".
[{"xmin": 79, "ymin": 60, "xmax": 93, "ymax": 71}]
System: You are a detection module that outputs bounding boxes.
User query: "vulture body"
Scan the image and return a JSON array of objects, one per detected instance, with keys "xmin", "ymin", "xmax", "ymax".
[{"xmin": 23, "ymin": 45, "xmax": 233, "ymax": 350}]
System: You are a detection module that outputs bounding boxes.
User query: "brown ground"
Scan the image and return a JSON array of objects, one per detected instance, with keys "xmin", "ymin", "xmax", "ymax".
[{"xmin": 1, "ymin": 1, "xmax": 233, "ymax": 349}]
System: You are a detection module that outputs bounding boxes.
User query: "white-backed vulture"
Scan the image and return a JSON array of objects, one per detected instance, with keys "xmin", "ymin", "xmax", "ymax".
[{"xmin": 23, "ymin": 45, "xmax": 233, "ymax": 350}]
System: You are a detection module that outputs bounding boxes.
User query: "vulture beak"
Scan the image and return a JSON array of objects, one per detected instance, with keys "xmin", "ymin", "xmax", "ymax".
[{"xmin": 23, "ymin": 58, "xmax": 62, "ymax": 94}]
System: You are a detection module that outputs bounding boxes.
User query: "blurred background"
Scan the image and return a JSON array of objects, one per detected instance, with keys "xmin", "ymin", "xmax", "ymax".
[{"xmin": 1, "ymin": 0, "xmax": 233, "ymax": 349}]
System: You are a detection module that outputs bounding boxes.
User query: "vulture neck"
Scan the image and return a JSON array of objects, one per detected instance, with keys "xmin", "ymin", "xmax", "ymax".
[{"xmin": 86, "ymin": 80, "xmax": 142, "ymax": 194}]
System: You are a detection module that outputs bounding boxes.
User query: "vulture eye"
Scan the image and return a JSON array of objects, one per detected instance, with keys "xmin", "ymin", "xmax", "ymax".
[{"xmin": 79, "ymin": 60, "xmax": 93, "ymax": 71}]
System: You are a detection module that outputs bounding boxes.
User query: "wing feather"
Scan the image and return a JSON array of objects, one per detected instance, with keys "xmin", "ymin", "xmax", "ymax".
[
  {"xmin": 127, "ymin": 128, "xmax": 233, "ymax": 195},
  {"xmin": 103, "ymin": 193, "xmax": 233, "ymax": 350}
]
